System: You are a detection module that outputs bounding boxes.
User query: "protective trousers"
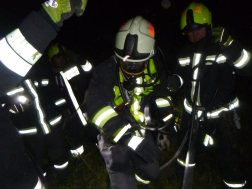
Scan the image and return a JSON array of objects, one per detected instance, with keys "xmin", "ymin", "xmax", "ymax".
[
  {"xmin": 0, "ymin": 107, "xmax": 39, "ymax": 189},
  {"xmin": 176, "ymin": 108, "xmax": 246, "ymax": 185},
  {"xmin": 98, "ymin": 133, "xmax": 160, "ymax": 189}
]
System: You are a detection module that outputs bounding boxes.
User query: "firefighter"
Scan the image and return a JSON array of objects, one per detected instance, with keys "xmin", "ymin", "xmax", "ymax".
[
  {"xmin": 0, "ymin": 0, "xmax": 87, "ymax": 188},
  {"xmin": 4, "ymin": 42, "xmax": 96, "ymax": 181},
  {"xmin": 167, "ymin": 2, "xmax": 252, "ymax": 188},
  {"xmin": 84, "ymin": 16, "xmax": 175, "ymax": 189}
]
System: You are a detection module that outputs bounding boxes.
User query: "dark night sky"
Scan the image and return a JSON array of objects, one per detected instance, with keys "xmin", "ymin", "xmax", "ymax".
[{"xmin": 0, "ymin": 0, "xmax": 252, "ymax": 65}]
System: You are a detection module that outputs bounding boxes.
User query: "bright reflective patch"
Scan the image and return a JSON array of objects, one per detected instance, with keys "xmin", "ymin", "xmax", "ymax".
[
  {"xmin": 223, "ymin": 180, "xmax": 246, "ymax": 188},
  {"xmin": 64, "ymin": 66, "xmax": 80, "ymax": 80},
  {"xmin": 135, "ymin": 174, "xmax": 150, "ymax": 184},
  {"xmin": 7, "ymin": 87, "xmax": 24, "ymax": 96},
  {"xmin": 71, "ymin": 145, "xmax": 84, "ymax": 157},
  {"xmin": 128, "ymin": 136, "xmax": 144, "ymax": 150},
  {"xmin": 81, "ymin": 61, "xmax": 92, "ymax": 71},
  {"xmin": 54, "ymin": 161, "xmax": 69, "ymax": 169},
  {"xmin": 113, "ymin": 124, "xmax": 131, "ymax": 143}
]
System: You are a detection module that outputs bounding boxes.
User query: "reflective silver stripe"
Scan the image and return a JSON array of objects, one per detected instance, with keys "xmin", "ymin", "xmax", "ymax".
[
  {"xmin": 128, "ymin": 136, "xmax": 144, "ymax": 150},
  {"xmin": 207, "ymin": 97, "xmax": 239, "ymax": 119},
  {"xmin": 178, "ymin": 57, "xmax": 190, "ymax": 66},
  {"xmin": 7, "ymin": 87, "xmax": 24, "ymax": 96},
  {"xmin": 17, "ymin": 95, "xmax": 27, "ymax": 103},
  {"xmin": 135, "ymin": 174, "xmax": 150, "ymax": 184},
  {"xmin": 9, "ymin": 109, "xmax": 16, "ymax": 114},
  {"xmin": 41, "ymin": 79, "xmax": 49, "ymax": 86},
  {"xmin": 155, "ymin": 98, "xmax": 170, "ymax": 108},
  {"xmin": 163, "ymin": 114, "xmax": 173, "ymax": 122},
  {"xmin": 49, "ymin": 115, "xmax": 62, "ymax": 126},
  {"xmin": 191, "ymin": 53, "xmax": 201, "ymax": 105},
  {"xmin": 203, "ymin": 134, "xmax": 214, "ymax": 146},
  {"xmin": 223, "ymin": 180, "xmax": 246, "ymax": 188},
  {"xmin": 60, "ymin": 71, "xmax": 87, "ymax": 125},
  {"xmin": 134, "ymin": 77, "xmax": 144, "ymax": 95},
  {"xmin": 55, "ymin": 99, "xmax": 66, "ymax": 106},
  {"xmin": 64, "ymin": 66, "xmax": 80, "ymax": 80},
  {"xmin": 19, "ymin": 127, "xmax": 37, "ymax": 135},
  {"xmin": 81, "ymin": 60, "xmax": 92, "ymax": 71},
  {"xmin": 24, "ymin": 80, "xmax": 50, "ymax": 134},
  {"xmin": 0, "ymin": 29, "xmax": 42, "ymax": 76},
  {"xmin": 34, "ymin": 177, "xmax": 43, "ymax": 189},
  {"xmin": 113, "ymin": 124, "xmax": 131, "ymax": 143},
  {"xmin": 54, "ymin": 161, "xmax": 69, "ymax": 169},
  {"xmin": 175, "ymin": 74, "xmax": 184, "ymax": 88},
  {"xmin": 34, "ymin": 81, "xmax": 39, "ymax": 87},
  {"xmin": 234, "ymin": 49, "xmax": 251, "ymax": 69},
  {"xmin": 177, "ymin": 157, "xmax": 195, "ymax": 167},
  {"xmin": 206, "ymin": 54, "xmax": 227, "ymax": 64},
  {"xmin": 70, "ymin": 145, "xmax": 84, "ymax": 156}
]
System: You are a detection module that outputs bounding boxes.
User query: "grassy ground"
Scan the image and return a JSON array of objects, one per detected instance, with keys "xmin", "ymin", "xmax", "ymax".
[{"xmin": 47, "ymin": 83, "xmax": 252, "ymax": 189}]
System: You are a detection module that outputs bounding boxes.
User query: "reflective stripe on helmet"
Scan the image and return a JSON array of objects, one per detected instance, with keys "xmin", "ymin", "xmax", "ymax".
[{"xmin": 0, "ymin": 29, "xmax": 42, "ymax": 76}]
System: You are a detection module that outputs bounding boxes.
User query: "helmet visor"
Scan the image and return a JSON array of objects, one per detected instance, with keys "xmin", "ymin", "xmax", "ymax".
[{"xmin": 120, "ymin": 59, "xmax": 147, "ymax": 75}]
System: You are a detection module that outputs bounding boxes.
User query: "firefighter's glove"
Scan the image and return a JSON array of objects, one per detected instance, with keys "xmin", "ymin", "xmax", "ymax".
[
  {"xmin": 167, "ymin": 74, "xmax": 182, "ymax": 92},
  {"xmin": 127, "ymin": 136, "xmax": 162, "ymax": 163},
  {"xmin": 42, "ymin": 0, "xmax": 87, "ymax": 27},
  {"xmin": 97, "ymin": 134, "xmax": 131, "ymax": 171},
  {"xmin": 210, "ymin": 27, "xmax": 233, "ymax": 49}
]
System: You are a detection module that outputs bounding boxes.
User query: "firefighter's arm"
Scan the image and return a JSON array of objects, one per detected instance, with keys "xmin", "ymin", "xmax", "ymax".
[
  {"xmin": 0, "ymin": 0, "xmax": 88, "ymax": 96},
  {"xmin": 211, "ymin": 26, "xmax": 252, "ymax": 76}
]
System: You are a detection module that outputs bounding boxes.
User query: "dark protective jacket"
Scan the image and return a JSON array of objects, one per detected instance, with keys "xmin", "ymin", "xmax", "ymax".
[
  {"xmin": 173, "ymin": 35, "xmax": 252, "ymax": 118},
  {"xmin": 0, "ymin": 9, "xmax": 58, "ymax": 189},
  {"xmin": 84, "ymin": 56, "xmax": 173, "ymax": 140}
]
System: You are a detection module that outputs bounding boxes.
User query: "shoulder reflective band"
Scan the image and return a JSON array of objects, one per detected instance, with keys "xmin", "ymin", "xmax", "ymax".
[
  {"xmin": 135, "ymin": 174, "xmax": 150, "ymax": 184},
  {"xmin": 203, "ymin": 134, "xmax": 214, "ymax": 146},
  {"xmin": 60, "ymin": 71, "xmax": 87, "ymax": 125},
  {"xmin": 81, "ymin": 60, "xmax": 92, "ymax": 71},
  {"xmin": 155, "ymin": 98, "xmax": 170, "ymax": 108},
  {"xmin": 64, "ymin": 66, "xmax": 80, "ymax": 80},
  {"xmin": 92, "ymin": 106, "xmax": 118, "ymax": 128},
  {"xmin": 223, "ymin": 180, "xmax": 246, "ymax": 188},
  {"xmin": 54, "ymin": 161, "xmax": 69, "ymax": 169},
  {"xmin": 18, "ymin": 127, "xmax": 37, "ymax": 135},
  {"xmin": 113, "ymin": 124, "xmax": 131, "ymax": 143},
  {"xmin": 177, "ymin": 157, "xmax": 195, "ymax": 167},
  {"xmin": 0, "ymin": 29, "xmax": 42, "ymax": 77},
  {"xmin": 49, "ymin": 115, "xmax": 62, "ymax": 126},
  {"xmin": 7, "ymin": 86, "xmax": 24, "ymax": 96},
  {"xmin": 24, "ymin": 79, "xmax": 50, "ymax": 134},
  {"xmin": 34, "ymin": 177, "xmax": 43, "ymax": 189},
  {"xmin": 234, "ymin": 49, "xmax": 251, "ymax": 69},
  {"xmin": 70, "ymin": 145, "xmax": 84, "ymax": 157},
  {"xmin": 128, "ymin": 136, "xmax": 144, "ymax": 150},
  {"xmin": 178, "ymin": 57, "xmax": 190, "ymax": 67},
  {"xmin": 41, "ymin": 79, "xmax": 49, "ymax": 86},
  {"xmin": 55, "ymin": 98, "xmax": 66, "ymax": 106}
]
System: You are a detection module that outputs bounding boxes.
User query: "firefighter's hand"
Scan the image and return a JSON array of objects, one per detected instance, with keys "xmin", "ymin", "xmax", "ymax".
[
  {"xmin": 210, "ymin": 27, "xmax": 233, "ymax": 49},
  {"xmin": 42, "ymin": 0, "xmax": 87, "ymax": 26},
  {"xmin": 127, "ymin": 136, "xmax": 162, "ymax": 163}
]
